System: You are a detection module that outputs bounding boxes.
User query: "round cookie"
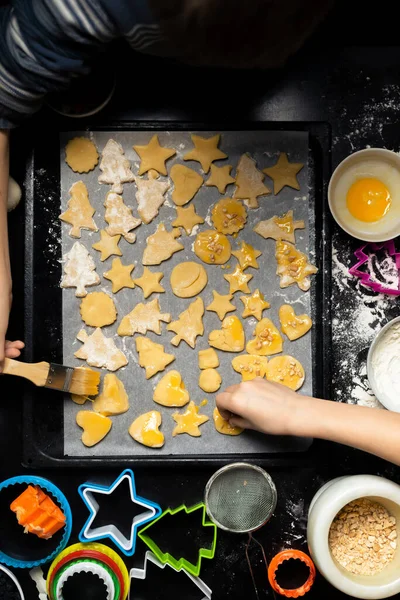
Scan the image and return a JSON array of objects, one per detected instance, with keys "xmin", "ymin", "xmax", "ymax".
[
  {"xmin": 170, "ymin": 261, "xmax": 208, "ymax": 298},
  {"xmin": 198, "ymin": 368, "xmax": 222, "ymax": 393}
]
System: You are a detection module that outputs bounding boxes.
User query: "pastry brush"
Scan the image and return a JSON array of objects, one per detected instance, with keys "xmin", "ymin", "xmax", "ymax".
[{"xmin": 2, "ymin": 358, "xmax": 100, "ymax": 396}]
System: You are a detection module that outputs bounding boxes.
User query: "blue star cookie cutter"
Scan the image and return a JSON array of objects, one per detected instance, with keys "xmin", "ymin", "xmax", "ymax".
[{"xmin": 78, "ymin": 469, "xmax": 161, "ymax": 556}]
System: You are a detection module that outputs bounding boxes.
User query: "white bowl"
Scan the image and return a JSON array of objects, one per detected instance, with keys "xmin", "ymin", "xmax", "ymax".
[
  {"xmin": 367, "ymin": 316, "xmax": 400, "ymax": 412},
  {"xmin": 328, "ymin": 148, "xmax": 400, "ymax": 241},
  {"xmin": 308, "ymin": 475, "xmax": 400, "ymax": 599}
]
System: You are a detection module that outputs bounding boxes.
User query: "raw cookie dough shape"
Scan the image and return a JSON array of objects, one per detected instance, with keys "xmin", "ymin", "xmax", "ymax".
[
  {"xmin": 211, "ymin": 198, "xmax": 247, "ymax": 235},
  {"xmin": 153, "ymin": 370, "xmax": 190, "ymax": 407},
  {"xmin": 198, "ymin": 348, "xmax": 219, "ymax": 370},
  {"xmin": 170, "ymin": 164, "xmax": 203, "ymax": 206},
  {"xmin": 246, "ymin": 318, "xmax": 283, "ymax": 356},
  {"xmin": 172, "ymin": 401, "xmax": 209, "ymax": 437},
  {"xmin": 209, "ymin": 315, "xmax": 245, "ymax": 352},
  {"xmin": 183, "ymin": 134, "xmax": 227, "ymax": 174},
  {"xmin": 136, "ymin": 337, "xmax": 175, "ymax": 379},
  {"xmin": 93, "ymin": 373, "xmax": 129, "ymax": 416},
  {"xmin": 61, "ymin": 241, "xmax": 100, "ymax": 297},
  {"xmin": 263, "ymin": 152, "xmax": 304, "ymax": 195},
  {"xmin": 172, "ymin": 205, "xmax": 204, "ymax": 235},
  {"xmin": 133, "ymin": 134, "xmax": 176, "ymax": 176},
  {"xmin": 194, "ymin": 230, "xmax": 231, "ymax": 265},
  {"xmin": 213, "ymin": 408, "xmax": 243, "ymax": 436},
  {"xmin": 170, "ymin": 261, "xmax": 208, "ymax": 298},
  {"xmin": 254, "ymin": 210, "xmax": 305, "ymax": 243},
  {"xmin": 103, "ymin": 258, "xmax": 135, "ymax": 293},
  {"xmin": 104, "ymin": 191, "xmax": 141, "ymax": 243},
  {"xmin": 234, "ymin": 154, "xmax": 270, "ymax": 209},
  {"xmin": 279, "ymin": 304, "xmax": 312, "ymax": 341},
  {"xmin": 60, "ymin": 181, "xmax": 98, "ymax": 239},
  {"xmin": 240, "ymin": 289, "xmax": 270, "ymax": 321},
  {"xmin": 129, "ymin": 411, "xmax": 164, "ymax": 448},
  {"xmin": 80, "ymin": 291, "xmax": 117, "ymax": 328},
  {"xmin": 134, "ymin": 170, "xmax": 170, "ymax": 224},
  {"xmin": 232, "ymin": 241, "xmax": 262, "ymax": 270},
  {"xmin": 133, "ymin": 267, "xmax": 165, "ymax": 298},
  {"xmin": 266, "ymin": 355, "xmax": 305, "ymax": 390},
  {"xmin": 76, "ymin": 411, "xmax": 112, "ymax": 447},
  {"xmin": 98, "ymin": 139, "xmax": 135, "ymax": 194},
  {"xmin": 75, "ymin": 328, "xmax": 128, "ymax": 371},
  {"xmin": 65, "ymin": 137, "xmax": 99, "ymax": 173},
  {"xmin": 205, "ymin": 164, "xmax": 235, "ymax": 194},
  {"xmin": 224, "ymin": 265, "xmax": 253, "ymax": 294},
  {"xmin": 276, "ymin": 240, "xmax": 318, "ymax": 292},
  {"xmin": 199, "ymin": 368, "xmax": 221, "ymax": 393},
  {"xmin": 71, "ymin": 393, "xmax": 91, "ymax": 406},
  {"xmin": 92, "ymin": 230, "xmax": 122, "ymax": 261},
  {"xmin": 167, "ymin": 297, "xmax": 204, "ymax": 348},
  {"xmin": 118, "ymin": 298, "xmax": 171, "ymax": 336},
  {"xmin": 142, "ymin": 223, "xmax": 183, "ymax": 266},
  {"xmin": 232, "ymin": 355, "xmax": 269, "ymax": 381},
  {"xmin": 206, "ymin": 291, "xmax": 236, "ymax": 320}
]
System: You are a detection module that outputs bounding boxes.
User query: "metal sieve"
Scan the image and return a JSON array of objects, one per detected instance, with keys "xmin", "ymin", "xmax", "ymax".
[{"xmin": 204, "ymin": 463, "xmax": 277, "ymax": 534}]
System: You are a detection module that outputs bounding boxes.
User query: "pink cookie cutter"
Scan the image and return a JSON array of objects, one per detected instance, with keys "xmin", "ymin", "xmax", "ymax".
[{"xmin": 349, "ymin": 240, "xmax": 400, "ymax": 296}]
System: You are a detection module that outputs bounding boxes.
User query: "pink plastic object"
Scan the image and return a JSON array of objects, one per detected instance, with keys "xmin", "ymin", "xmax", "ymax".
[{"xmin": 349, "ymin": 240, "xmax": 400, "ymax": 296}]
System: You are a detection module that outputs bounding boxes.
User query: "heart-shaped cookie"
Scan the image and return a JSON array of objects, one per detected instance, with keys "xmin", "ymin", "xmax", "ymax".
[
  {"xmin": 209, "ymin": 315, "xmax": 245, "ymax": 352},
  {"xmin": 76, "ymin": 411, "xmax": 112, "ymax": 447},
  {"xmin": 279, "ymin": 305, "xmax": 312, "ymax": 341},
  {"xmin": 246, "ymin": 318, "xmax": 283, "ymax": 356},
  {"xmin": 153, "ymin": 370, "xmax": 190, "ymax": 407},
  {"xmin": 129, "ymin": 411, "xmax": 164, "ymax": 448}
]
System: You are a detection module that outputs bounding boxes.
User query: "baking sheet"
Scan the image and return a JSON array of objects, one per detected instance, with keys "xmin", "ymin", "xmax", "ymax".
[{"xmin": 61, "ymin": 130, "xmax": 312, "ymax": 457}]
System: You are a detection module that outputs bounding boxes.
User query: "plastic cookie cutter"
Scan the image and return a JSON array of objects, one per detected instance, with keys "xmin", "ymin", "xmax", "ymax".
[
  {"xmin": 138, "ymin": 502, "xmax": 217, "ymax": 577},
  {"xmin": 129, "ymin": 551, "xmax": 212, "ymax": 600},
  {"xmin": 349, "ymin": 240, "xmax": 400, "ymax": 295},
  {"xmin": 268, "ymin": 549, "xmax": 316, "ymax": 598},
  {"xmin": 45, "ymin": 542, "xmax": 130, "ymax": 600},
  {"xmin": 78, "ymin": 469, "xmax": 161, "ymax": 557}
]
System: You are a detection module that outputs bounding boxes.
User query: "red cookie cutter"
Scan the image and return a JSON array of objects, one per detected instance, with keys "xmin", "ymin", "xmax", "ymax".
[
  {"xmin": 348, "ymin": 240, "xmax": 400, "ymax": 296},
  {"xmin": 268, "ymin": 549, "xmax": 316, "ymax": 598}
]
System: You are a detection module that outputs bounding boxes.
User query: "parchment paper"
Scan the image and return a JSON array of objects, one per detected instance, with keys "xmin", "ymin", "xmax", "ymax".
[{"xmin": 61, "ymin": 130, "xmax": 312, "ymax": 457}]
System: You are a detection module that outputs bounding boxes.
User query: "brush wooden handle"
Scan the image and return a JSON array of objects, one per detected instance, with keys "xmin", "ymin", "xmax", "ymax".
[{"xmin": 2, "ymin": 358, "xmax": 50, "ymax": 387}]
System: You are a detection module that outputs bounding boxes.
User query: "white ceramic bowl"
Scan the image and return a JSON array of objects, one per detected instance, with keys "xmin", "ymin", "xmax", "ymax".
[
  {"xmin": 308, "ymin": 475, "xmax": 400, "ymax": 599},
  {"xmin": 367, "ymin": 316, "xmax": 400, "ymax": 411},
  {"xmin": 328, "ymin": 148, "xmax": 400, "ymax": 241},
  {"xmin": 0, "ymin": 565, "xmax": 24, "ymax": 599}
]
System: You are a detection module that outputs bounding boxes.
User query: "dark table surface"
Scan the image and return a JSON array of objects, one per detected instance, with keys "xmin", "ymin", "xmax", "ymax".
[{"xmin": 2, "ymin": 2, "xmax": 400, "ymax": 598}]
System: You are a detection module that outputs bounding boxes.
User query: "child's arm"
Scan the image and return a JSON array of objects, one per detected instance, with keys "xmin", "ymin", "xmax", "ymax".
[
  {"xmin": 217, "ymin": 379, "xmax": 400, "ymax": 465},
  {"xmin": 0, "ymin": 130, "xmax": 24, "ymax": 368}
]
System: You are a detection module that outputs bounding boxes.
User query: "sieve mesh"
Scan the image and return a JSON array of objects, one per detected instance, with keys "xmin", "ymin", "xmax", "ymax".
[{"xmin": 204, "ymin": 464, "xmax": 277, "ymax": 533}]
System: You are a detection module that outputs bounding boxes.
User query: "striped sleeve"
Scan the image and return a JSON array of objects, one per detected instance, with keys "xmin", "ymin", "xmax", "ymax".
[{"xmin": 0, "ymin": 0, "xmax": 161, "ymax": 128}]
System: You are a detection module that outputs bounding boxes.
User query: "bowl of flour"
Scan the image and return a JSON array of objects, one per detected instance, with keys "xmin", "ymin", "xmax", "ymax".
[{"xmin": 368, "ymin": 316, "xmax": 400, "ymax": 411}]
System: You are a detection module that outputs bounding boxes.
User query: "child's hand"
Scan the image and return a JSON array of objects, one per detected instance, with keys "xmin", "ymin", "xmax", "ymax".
[{"xmin": 216, "ymin": 378, "xmax": 306, "ymax": 436}]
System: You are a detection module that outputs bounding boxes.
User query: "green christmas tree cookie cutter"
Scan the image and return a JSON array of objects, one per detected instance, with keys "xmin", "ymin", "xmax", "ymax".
[{"xmin": 138, "ymin": 502, "xmax": 217, "ymax": 577}]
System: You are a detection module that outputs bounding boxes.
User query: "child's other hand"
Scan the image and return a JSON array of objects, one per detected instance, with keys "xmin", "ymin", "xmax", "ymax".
[{"xmin": 216, "ymin": 378, "xmax": 305, "ymax": 436}]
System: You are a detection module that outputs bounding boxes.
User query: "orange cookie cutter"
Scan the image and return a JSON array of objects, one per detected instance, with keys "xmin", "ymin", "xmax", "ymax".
[{"xmin": 268, "ymin": 549, "xmax": 316, "ymax": 598}]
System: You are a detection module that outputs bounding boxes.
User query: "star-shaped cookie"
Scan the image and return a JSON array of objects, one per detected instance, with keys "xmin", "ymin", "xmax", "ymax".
[
  {"xmin": 263, "ymin": 152, "xmax": 304, "ymax": 195},
  {"xmin": 172, "ymin": 401, "xmax": 209, "ymax": 437},
  {"xmin": 232, "ymin": 241, "xmax": 262, "ymax": 270},
  {"xmin": 205, "ymin": 164, "xmax": 235, "ymax": 193},
  {"xmin": 172, "ymin": 205, "xmax": 204, "ymax": 235},
  {"xmin": 133, "ymin": 267, "xmax": 165, "ymax": 298},
  {"xmin": 240, "ymin": 289, "xmax": 270, "ymax": 321},
  {"xmin": 184, "ymin": 134, "xmax": 227, "ymax": 173},
  {"xmin": 224, "ymin": 265, "xmax": 253, "ymax": 294},
  {"xmin": 206, "ymin": 291, "xmax": 236, "ymax": 320},
  {"xmin": 92, "ymin": 230, "xmax": 122, "ymax": 261},
  {"xmin": 118, "ymin": 298, "xmax": 171, "ymax": 336},
  {"xmin": 103, "ymin": 258, "xmax": 135, "ymax": 293},
  {"xmin": 133, "ymin": 134, "xmax": 176, "ymax": 176},
  {"xmin": 142, "ymin": 223, "xmax": 184, "ymax": 265}
]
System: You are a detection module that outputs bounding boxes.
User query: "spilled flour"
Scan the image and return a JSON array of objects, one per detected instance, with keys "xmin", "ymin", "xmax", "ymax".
[{"xmin": 332, "ymin": 241, "xmax": 396, "ymax": 409}]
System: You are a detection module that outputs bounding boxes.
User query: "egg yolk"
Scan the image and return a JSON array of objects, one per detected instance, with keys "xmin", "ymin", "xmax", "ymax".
[{"xmin": 346, "ymin": 178, "xmax": 392, "ymax": 222}]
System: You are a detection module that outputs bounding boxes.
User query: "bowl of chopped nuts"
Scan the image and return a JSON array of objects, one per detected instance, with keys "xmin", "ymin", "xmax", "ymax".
[{"xmin": 307, "ymin": 475, "xmax": 400, "ymax": 599}]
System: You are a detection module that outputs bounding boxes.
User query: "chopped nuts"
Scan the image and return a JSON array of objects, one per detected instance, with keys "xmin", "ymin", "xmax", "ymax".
[{"xmin": 329, "ymin": 499, "xmax": 397, "ymax": 576}]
